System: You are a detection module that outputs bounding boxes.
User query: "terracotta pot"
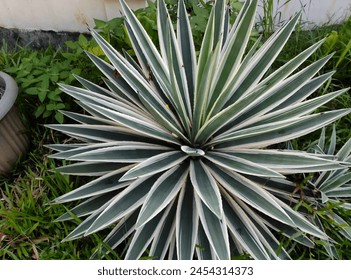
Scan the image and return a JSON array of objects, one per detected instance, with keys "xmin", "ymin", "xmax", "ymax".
[{"xmin": 0, "ymin": 71, "xmax": 29, "ymax": 175}]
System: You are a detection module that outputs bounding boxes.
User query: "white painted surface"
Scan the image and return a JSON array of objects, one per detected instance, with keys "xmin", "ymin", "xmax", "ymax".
[
  {"xmin": 256, "ymin": 0, "xmax": 351, "ymax": 29},
  {"xmin": 0, "ymin": 0, "xmax": 351, "ymax": 33},
  {"xmin": 0, "ymin": 0, "xmax": 147, "ymax": 32}
]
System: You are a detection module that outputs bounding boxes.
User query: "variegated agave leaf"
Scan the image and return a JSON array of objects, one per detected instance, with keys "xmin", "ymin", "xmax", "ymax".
[
  {"xmin": 308, "ymin": 126, "xmax": 351, "ymax": 202},
  {"xmin": 48, "ymin": 0, "xmax": 351, "ymax": 260},
  {"xmin": 297, "ymin": 126, "xmax": 351, "ymax": 259}
]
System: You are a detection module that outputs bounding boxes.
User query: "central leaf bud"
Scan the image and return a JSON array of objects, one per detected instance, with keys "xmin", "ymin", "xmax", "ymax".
[{"xmin": 181, "ymin": 145, "xmax": 205, "ymax": 157}]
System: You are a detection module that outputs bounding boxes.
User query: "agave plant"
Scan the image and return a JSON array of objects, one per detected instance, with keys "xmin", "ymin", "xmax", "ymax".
[
  {"xmin": 310, "ymin": 126, "xmax": 351, "ymax": 204},
  {"xmin": 47, "ymin": 0, "xmax": 351, "ymax": 260},
  {"xmin": 297, "ymin": 126, "xmax": 351, "ymax": 259}
]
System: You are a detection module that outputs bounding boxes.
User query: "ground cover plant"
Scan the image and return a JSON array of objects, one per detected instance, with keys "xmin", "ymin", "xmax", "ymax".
[
  {"xmin": 45, "ymin": 0, "xmax": 351, "ymax": 260},
  {"xmin": 0, "ymin": 29, "xmax": 107, "ymax": 261},
  {"xmin": 0, "ymin": 35, "xmax": 101, "ymax": 124},
  {"xmin": 280, "ymin": 126, "xmax": 351, "ymax": 260},
  {"xmin": 0, "ymin": 128, "xmax": 107, "ymax": 259}
]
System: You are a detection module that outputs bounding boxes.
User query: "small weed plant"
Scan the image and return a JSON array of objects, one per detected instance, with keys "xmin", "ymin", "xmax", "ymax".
[{"xmin": 0, "ymin": 36, "xmax": 100, "ymax": 123}]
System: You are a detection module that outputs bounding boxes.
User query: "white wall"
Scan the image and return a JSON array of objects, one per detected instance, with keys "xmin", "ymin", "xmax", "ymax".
[
  {"xmin": 0, "ymin": 0, "xmax": 147, "ymax": 33},
  {"xmin": 0, "ymin": 0, "xmax": 351, "ymax": 33},
  {"xmin": 256, "ymin": 0, "xmax": 351, "ymax": 29}
]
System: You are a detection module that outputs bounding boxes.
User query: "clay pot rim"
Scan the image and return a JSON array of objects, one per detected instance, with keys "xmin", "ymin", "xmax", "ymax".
[{"xmin": 0, "ymin": 71, "xmax": 19, "ymax": 121}]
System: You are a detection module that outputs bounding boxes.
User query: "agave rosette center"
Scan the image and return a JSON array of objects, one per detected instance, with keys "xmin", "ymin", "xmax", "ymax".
[{"xmin": 48, "ymin": 0, "xmax": 351, "ymax": 260}]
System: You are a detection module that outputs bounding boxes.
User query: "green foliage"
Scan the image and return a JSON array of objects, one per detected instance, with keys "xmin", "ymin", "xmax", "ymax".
[
  {"xmin": 47, "ymin": 0, "xmax": 351, "ymax": 260},
  {"xmin": 274, "ymin": 18, "xmax": 351, "ymax": 150},
  {"xmin": 283, "ymin": 126, "xmax": 351, "ymax": 259},
  {"xmin": 257, "ymin": 0, "xmax": 275, "ymax": 37},
  {"xmin": 0, "ymin": 127, "xmax": 109, "ymax": 259},
  {"xmin": 321, "ymin": 16, "xmax": 351, "ymax": 83},
  {"xmin": 308, "ymin": 126, "xmax": 351, "ymax": 259},
  {"xmin": 276, "ymin": 16, "xmax": 351, "ymax": 90},
  {"xmin": 0, "ymin": 35, "xmax": 100, "ymax": 123},
  {"xmin": 94, "ymin": 0, "xmax": 245, "ymax": 52},
  {"xmin": 93, "ymin": 1, "xmax": 159, "ymax": 54},
  {"xmin": 135, "ymin": 2, "xmax": 159, "ymax": 45},
  {"xmin": 186, "ymin": 1, "xmax": 212, "ymax": 50},
  {"xmin": 93, "ymin": 18, "xmax": 132, "ymax": 54},
  {"xmin": 255, "ymin": 0, "xmax": 296, "ymax": 38},
  {"xmin": 280, "ymin": 202, "xmax": 351, "ymax": 260},
  {"xmin": 2, "ymin": 48, "xmax": 75, "ymax": 123}
]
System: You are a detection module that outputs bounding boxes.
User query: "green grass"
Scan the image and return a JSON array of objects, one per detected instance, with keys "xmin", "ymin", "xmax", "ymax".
[
  {"xmin": 278, "ymin": 22, "xmax": 351, "ymax": 254},
  {"xmin": 0, "ymin": 126, "xmax": 123, "ymax": 260},
  {"xmin": 0, "ymin": 40, "xmax": 121, "ymax": 260},
  {"xmin": 281, "ymin": 203, "xmax": 351, "ymax": 260},
  {"xmin": 272, "ymin": 22, "xmax": 351, "ymax": 151}
]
